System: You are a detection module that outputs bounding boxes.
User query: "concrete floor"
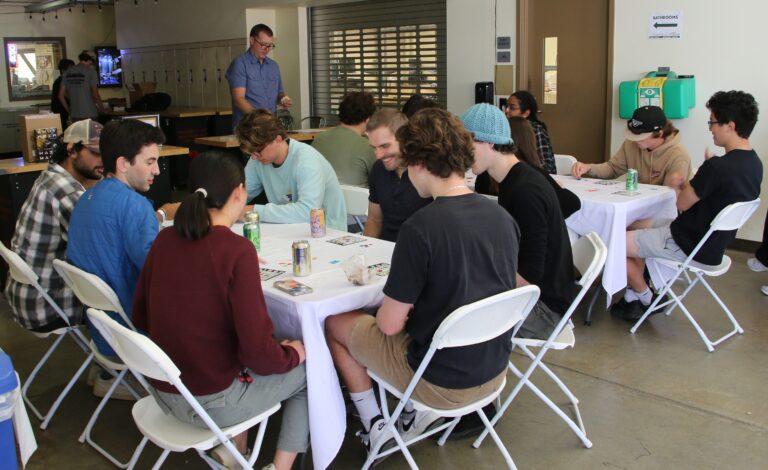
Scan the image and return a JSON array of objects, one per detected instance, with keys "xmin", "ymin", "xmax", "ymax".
[{"xmin": 2, "ymin": 248, "xmax": 767, "ymax": 469}]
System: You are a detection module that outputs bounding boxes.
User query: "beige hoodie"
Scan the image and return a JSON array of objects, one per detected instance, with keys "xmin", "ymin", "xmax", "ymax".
[{"xmin": 587, "ymin": 130, "xmax": 693, "ymax": 186}]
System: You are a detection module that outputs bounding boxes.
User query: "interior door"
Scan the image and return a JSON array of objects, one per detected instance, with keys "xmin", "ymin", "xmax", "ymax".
[{"xmin": 519, "ymin": 0, "xmax": 610, "ymax": 163}]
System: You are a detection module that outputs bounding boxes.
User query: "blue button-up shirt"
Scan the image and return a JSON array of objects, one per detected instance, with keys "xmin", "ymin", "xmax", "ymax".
[{"xmin": 226, "ymin": 50, "xmax": 284, "ymax": 128}]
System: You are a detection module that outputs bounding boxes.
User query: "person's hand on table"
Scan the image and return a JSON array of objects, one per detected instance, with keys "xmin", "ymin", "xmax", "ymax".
[
  {"xmin": 281, "ymin": 339, "xmax": 306, "ymax": 363},
  {"xmin": 571, "ymin": 162, "xmax": 592, "ymax": 179}
]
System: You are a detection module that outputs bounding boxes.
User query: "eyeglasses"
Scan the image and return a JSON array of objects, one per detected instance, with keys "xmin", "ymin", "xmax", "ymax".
[
  {"xmin": 707, "ymin": 120, "xmax": 724, "ymax": 129},
  {"xmin": 254, "ymin": 39, "xmax": 276, "ymax": 50},
  {"xmin": 503, "ymin": 105, "xmax": 520, "ymax": 112}
]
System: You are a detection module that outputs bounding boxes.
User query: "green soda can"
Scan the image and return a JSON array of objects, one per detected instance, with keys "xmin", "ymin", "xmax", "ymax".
[
  {"xmin": 243, "ymin": 211, "xmax": 261, "ymax": 251},
  {"xmin": 626, "ymin": 168, "xmax": 638, "ymax": 192}
]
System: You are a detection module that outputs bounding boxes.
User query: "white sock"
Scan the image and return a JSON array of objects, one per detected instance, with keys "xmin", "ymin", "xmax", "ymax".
[
  {"xmin": 624, "ymin": 289, "xmax": 639, "ymax": 302},
  {"xmin": 350, "ymin": 389, "xmax": 379, "ymax": 431},
  {"xmin": 637, "ymin": 287, "xmax": 653, "ymax": 305}
]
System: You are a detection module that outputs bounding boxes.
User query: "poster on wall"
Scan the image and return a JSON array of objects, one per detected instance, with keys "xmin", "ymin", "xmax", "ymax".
[{"xmin": 649, "ymin": 11, "xmax": 682, "ymax": 39}]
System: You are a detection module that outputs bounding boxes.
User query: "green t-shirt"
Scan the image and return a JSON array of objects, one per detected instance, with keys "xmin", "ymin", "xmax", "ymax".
[{"xmin": 311, "ymin": 126, "xmax": 376, "ymax": 187}]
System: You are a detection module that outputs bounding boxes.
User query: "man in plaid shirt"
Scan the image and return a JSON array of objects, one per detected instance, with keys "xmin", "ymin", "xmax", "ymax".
[{"xmin": 4, "ymin": 119, "xmax": 103, "ymax": 331}]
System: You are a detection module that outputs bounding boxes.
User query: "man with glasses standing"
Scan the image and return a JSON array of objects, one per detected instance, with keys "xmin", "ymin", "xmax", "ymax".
[{"xmin": 226, "ymin": 24, "xmax": 292, "ymax": 128}]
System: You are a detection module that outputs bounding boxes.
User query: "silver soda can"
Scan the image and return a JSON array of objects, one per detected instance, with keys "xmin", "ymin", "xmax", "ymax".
[
  {"xmin": 626, "ymin": 168, "xmax": 638, "ymax": 192},
  {"xmin": 243, "ymin": 211, "xmax": 261, "ymax": 251},
  {"xmin": 292, "ymin": 240, "xmax": 311, "ymax": 276},
  {"xmin": 310, "ymin": 208, "xmax": 326, "ymax": 238}
]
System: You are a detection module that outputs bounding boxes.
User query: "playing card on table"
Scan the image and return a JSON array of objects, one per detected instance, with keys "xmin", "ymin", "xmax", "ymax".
[{"xmin": 327, "ymin": 235, "xmax": 366, "ymax": 246}]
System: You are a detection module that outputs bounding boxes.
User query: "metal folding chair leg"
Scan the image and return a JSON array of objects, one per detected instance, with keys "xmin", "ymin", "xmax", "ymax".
[
  {"xmin": 79, "ymin": 368, "xmax": 146, "ymax": 468},
  {"xmin": 22, "ymin": 332, "xmax": 94, "ymax": 430}
]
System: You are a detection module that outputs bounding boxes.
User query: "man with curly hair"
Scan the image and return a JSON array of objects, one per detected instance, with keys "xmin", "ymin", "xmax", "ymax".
[
  {"xmin": 236, "ymin": 109, "xmax": 347, "ymax": 230},
  {"xmin": 614, "ymin": 90, "xmax": 762, "ymax": 320},
  {"xmin": 325, "ymin": 108, "xmax": 521, "ymax": 457},
  {"xmin": 312, "ymin": 91, "xmax": 377, "ymax": 187}
]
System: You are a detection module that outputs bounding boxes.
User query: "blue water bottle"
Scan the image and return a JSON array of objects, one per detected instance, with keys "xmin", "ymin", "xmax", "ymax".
[{"xmin": 0, "ymin": 352, "xmax": 19, "ymax": 470}]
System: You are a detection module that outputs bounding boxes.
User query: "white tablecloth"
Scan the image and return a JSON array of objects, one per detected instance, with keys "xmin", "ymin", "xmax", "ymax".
[
  {"xmin": 233, "ymin": 223, "xmax": 394, "ymax": 470},
  {"xmin": 553, "ymin": 176, "xmax": 678, "ymax": 303}
]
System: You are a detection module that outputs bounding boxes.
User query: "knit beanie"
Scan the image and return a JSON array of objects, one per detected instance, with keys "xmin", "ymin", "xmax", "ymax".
[{"xmin": 459, "ymin": 103, "xmax": 514, "ymax": 145}]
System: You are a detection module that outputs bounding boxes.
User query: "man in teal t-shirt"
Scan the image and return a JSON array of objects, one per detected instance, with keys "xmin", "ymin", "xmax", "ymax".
[{"xmin": 236, "ymin": 109, "xmax": 347, "ymax": 230}]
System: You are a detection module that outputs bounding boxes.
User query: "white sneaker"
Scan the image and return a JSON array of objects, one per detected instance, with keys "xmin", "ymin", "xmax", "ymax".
[
  {"xmin": 92, "ymin": 372, "xmax": 147, "ymax": 401},
  {"xmin": 357, "ymin": 415, "xmax": 396, "ymax": 457},
  {"xmin": 747, "ymin": 257, "xmax": 768, "ymax": 272},
  {"xmin": 211, "ymin": 443, "xmax": 249, "ymax": 469},
  {"xmin": 398, "ymin": 409, "xmax": 445, "ymax": 444},
  {"xmin": 761, "ymin": 285, "xmax": 768, "ymax": 296}
]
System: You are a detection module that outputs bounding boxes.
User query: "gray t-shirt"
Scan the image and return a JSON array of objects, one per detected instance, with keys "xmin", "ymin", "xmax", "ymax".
[{"xmin": 62, "ymin": 64, "xmax": 99, "ymax": 119}]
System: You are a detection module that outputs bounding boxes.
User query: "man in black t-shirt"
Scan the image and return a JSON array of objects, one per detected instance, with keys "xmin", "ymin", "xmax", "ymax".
[
  {"xmin": 326, "ymin": 108, "xmax": 520, "ymax": 458},
  {"xmin": 363, "ymin": 108, "xmax": 432, "ymax": 242},
  {"xmin": 461, "ymin": 103, "xmax": 576, "ymax": 339},
  {"xmin": 614, "ymin": 90, "xmax": 763, "ymax": 320}
]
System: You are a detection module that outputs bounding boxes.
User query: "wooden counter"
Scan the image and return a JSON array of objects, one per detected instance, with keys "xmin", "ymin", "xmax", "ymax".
[
  {"xmin": 194, "ymin": 128, "xmax": 328, "ymax": 148},
  {"xmin": 0, "ymin": 158, "xmax": 47, "ymax": 175},
  {"xmin": 159, "ymin": 145, "xmax": 190, "ymax": 157},
  {"xmin": 0, "ymin": 145, "xmax": 187, "ymax": 177}
]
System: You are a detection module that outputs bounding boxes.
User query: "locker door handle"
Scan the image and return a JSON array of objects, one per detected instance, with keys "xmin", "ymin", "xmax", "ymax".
[
  {"xmin": 189, "ymin": 69, "xmax": 193, "ymax": 83},
  {"xmin": 164, "ymin": 70, "xmax": 168, "ymax": 82},
  {"xmin": 203, "ymin": 68, "xmax": 207, "ymax": 83},
  {"xmin": 217, "ymin": 68, "xmax": 222, "ymax": 83},
  {"xmin": 177, "ymin": 70, "xmax": 180, "ymax": 83}
]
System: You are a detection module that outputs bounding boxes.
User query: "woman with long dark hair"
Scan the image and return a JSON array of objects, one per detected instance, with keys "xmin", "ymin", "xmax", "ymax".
[
  {"xmin": 132, "ymin": 151, "xmax": 308, "ymax": 470},
  {"xmin": 505, "ymin": 90, "xmax": 557, "ymax": 174}
]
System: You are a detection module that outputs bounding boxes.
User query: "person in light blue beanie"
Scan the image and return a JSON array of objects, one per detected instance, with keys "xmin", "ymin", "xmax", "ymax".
[{"xmin": 460, "ymin": 102, "xmax": 576, "ymax": 342}]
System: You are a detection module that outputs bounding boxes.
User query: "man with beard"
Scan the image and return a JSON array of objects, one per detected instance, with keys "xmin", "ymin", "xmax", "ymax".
[
  {"xmin": 4, "ymin": 119, "xmax": 104, "ymax": 332},
  {"xmin": 363, "ymin": 108, "xmax": 432, "ymax": 242}
]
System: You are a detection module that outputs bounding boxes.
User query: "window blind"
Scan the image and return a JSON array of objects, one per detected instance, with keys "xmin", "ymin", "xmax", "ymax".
[{"xmin": 309, "ymin": 0, "xmax": 447, "ymax": 124}]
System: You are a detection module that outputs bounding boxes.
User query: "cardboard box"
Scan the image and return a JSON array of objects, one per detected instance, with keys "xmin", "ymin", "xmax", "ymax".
[{"xmin": 19, "ymin": 114, "xmax": 62, "ymax": 163}]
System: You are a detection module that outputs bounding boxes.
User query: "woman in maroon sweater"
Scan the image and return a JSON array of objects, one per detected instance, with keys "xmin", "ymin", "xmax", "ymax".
[{"xmin": 133, "ymin": 151, "xmax": 308, "ymax": 470}]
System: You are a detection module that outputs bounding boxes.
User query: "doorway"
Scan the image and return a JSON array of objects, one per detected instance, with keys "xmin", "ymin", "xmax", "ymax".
[{"xmin": 517, "ymin": 0, "xmax": 612, "ymax": 164}]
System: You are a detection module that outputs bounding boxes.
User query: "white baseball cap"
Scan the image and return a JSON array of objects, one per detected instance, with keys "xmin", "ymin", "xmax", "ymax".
[{"xmin": 62, "ymin": 119, "xmax": 103, "ymax": 153}]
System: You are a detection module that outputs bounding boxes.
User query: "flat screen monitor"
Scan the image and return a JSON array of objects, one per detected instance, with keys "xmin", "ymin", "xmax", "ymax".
[
  {"xmin": 96, "ymin": 46, "xmax": 122, "ymax": 88},
  {"xmin": 123, "ymin": 114, "xmax": 160, "ymax": 128}
]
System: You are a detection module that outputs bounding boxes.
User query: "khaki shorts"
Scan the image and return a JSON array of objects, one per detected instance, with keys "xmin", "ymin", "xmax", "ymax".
[{"xmin": 347, "ymin": 315, "xmax": 505, "ymax": 410}]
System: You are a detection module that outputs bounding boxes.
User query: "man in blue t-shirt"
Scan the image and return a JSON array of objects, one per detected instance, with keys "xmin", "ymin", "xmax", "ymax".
[
  {"xmin": 67, "ymin": 119, "xmax": 178, "ymax": 397},
  {"xmin": 363, "ymin": 108, "xmax": 432, "ymax": 242},
  {"xmin": 226, "ymin": 24, "xmax": 293, "ymax": 128},
  {"xmin": 614, "ymin": 90, "xmax": 763, "ymax": 320}
]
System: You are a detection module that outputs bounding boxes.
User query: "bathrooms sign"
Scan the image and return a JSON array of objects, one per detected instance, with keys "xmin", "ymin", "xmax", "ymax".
[{"xmin": 649, "ymin": 12, "xmax": 682, "ymax": 39}]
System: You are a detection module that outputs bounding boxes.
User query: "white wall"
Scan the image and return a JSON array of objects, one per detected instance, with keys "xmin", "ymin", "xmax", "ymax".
[
  {"xmin": 613, "ymin": 0, "xmax": 768, "ymax": 240},
  {"xmin": 0, "ymin": 6, "xmax": 120, "ymax": 109},
  {"xmin": 445, "ymin": 0, "xmax": 515, "ymax": 114}
]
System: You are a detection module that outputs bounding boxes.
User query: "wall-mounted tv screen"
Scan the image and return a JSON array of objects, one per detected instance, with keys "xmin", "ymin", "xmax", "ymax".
[{"xmin": 96, "ymin": 46, "xmax": 122, "ymax": 88}]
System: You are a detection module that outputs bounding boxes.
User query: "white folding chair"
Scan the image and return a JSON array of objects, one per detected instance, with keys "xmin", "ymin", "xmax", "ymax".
[
  {"xmin": 86, "ymin": 308, "xmax": 280, "ymax": 470},
  {"xmin": 0, "ymin": 243, "xmax": 92, "ymax": 430},
  {"xmin": 364, "ymin": 285, "xmax": 541, "ymax": 470},
  {"xmin": 473, "ymin": 232, "xmax": 607, "ymax": 450},
  {"xmin": 340, "ymin": 184, "xmax": 370, "ymax": 232},
  {"xmin": 630, "ymin": 199, "xmax": 761, "ymax": 352},
  {"xmin": 53, "ymin": 259, "xmax": 145, "ymax": 468},
  {"xmin": 554, "ymin": 154, "xmax": 577, "ymax": 175}
]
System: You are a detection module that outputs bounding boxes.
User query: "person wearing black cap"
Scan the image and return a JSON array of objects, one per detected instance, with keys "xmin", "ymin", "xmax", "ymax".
[
  {"xmin": 571, "ymin": 106, "xmax": 692, "ymax": 188},
  {"xmin": 613, "ymin": 91, "xmax": 762, "ymax": 320},
  {"xmin": 58, "ymin": 50, "xmax": 104, "ymax": 122}
]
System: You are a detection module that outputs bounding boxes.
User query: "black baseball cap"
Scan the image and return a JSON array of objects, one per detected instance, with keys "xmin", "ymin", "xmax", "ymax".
[{"xmin": 625, "ymin": 106, "xmax": 667, "ymax": 141}]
